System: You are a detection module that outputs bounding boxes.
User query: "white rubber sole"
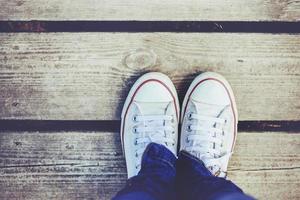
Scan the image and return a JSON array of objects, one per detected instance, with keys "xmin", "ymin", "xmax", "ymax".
[{"xmin": 120, "ymin": 72, "xmax": 180, "ymax": 152}]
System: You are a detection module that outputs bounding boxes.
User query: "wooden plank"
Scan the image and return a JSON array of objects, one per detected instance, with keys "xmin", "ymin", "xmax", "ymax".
[
  {"xmin": 0, "ymin": 33, "xmax": 300, "ymax": 120},
  {"xmin": 0, "ymin": 131, "xmax": 299, "ymax": 199},
  {"xmin": 0, "ymin": 0, "xmax": 299, "ymax": 21}
]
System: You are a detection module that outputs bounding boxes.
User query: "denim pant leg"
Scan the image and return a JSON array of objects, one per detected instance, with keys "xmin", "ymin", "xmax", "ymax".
[
  {"xmin": 113, "ymin": 143, "xmax": 177, "ymax": 200},
  {"xmin": 176, "ymin": 151, "xmax": 255, "ymax": 200}
]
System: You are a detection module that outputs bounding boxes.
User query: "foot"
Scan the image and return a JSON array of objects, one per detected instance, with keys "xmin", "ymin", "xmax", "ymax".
[
  {"xmin": 180, "ymin": 72, "xmax": 238, "ymax": 178},
  {"xmin": 121, "ymin": 72, "xmax": 179, "ymax": 178}
]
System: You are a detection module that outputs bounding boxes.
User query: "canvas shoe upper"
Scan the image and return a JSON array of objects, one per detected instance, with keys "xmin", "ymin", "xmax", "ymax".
[
  {"xmin": 121, "ymin": 72, "xmax": 179, "ymax": 178},
  {"xmin": 180, "ymin": 72, "xmax": 238, "ymax": 178}
]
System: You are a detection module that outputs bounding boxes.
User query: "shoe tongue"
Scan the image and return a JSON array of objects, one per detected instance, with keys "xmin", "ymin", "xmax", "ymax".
[
  {"xmin": 191, "ymin": 101, "xmax": 226, "ymax": 130},
  {"xmin": 192, "ymin": 100, "xmax": 226, "ymax": 117},
  {"xmin": 134, "ymin": 101, "xmax": 170, "ymax": 115},
  {"xmin": 189, "ymin": 101, "xmax": 229, "ymax": 178}
]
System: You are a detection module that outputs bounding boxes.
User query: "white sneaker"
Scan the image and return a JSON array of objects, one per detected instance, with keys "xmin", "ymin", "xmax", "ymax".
[
  {"xmin": 121, "ymin": 72, "xmax": 180, "ymax": 178},
  {"xmin": 180, "ymin": 72, "xmax": 238, "ymax": 178}
]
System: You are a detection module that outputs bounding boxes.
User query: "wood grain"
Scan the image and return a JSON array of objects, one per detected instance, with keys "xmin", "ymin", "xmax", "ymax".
[
  {"xmin": 0, "ymin": 131, "xmax": 299, "ymax": 199},
  {"xmin": 0, "ymin": 0, "xmax": 299, "ymax": 21},
  {"xmin": 1, "ymin": 33, "xmax": 299, "ymax": 120}
]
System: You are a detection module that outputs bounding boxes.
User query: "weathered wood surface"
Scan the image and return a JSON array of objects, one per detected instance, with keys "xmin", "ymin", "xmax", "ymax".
[
  {"xmin": 0, "ymin": 33, "xmax": 300, "ymax": 120},
  {"xmin": 0, "ymin": 0, "xmax": 299, "ymax": 21},
  {"xmin": 0, "ymin": 131, "xmax": 299, "ymax": 199}
]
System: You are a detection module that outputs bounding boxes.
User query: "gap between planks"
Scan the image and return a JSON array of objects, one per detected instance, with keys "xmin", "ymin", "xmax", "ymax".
[
  {"xmin": 0, "ymin": 21, "xmax": 300, "ymax": 33},
  {"xmin": 0, "ymin": 120, "xmax": 300, "ymax": 132}
]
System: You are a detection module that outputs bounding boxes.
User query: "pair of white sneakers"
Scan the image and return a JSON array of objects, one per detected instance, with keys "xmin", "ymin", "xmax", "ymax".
[{"xmin": 121, "ymin": 72, "xmax": 238, "ymax": 179}]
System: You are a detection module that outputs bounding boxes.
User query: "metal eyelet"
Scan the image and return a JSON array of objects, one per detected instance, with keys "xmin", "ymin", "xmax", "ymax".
[
  {"xmin": 188, "ymin": 112, "xmax": 193, "ymax": 120},
  {"xmin": 186, "ymin": 137, "xmax": 189, "ymax": 143},
  {"xmin": 171, "ymin": 117, "xmax": 175, "ymax": 123},
  {"xmin": 187, "ymin": 125, "xmax": 192, "ymax": 132},
  {"xmin": 132, "ymin": 115, "xmax": 138, "ymax": 122},
  {"xmin": 132, "ymin": 126, "xmax": 138, "ymax": 134}
]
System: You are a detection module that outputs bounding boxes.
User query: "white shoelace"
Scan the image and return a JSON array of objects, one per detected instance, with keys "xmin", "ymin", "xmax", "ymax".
[
  {"xmin": 133, "ymin": 114, "xmax": 175, "ymax": 169},
  {"xmin": 185, "ymin": 113, "xmax": 231, "ymax": 175}
]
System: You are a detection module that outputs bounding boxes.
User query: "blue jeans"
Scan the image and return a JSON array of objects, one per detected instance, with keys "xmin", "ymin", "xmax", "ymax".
[{"xmin": 113, "ymin": 143, "xmax": 254, "ymax": 200}]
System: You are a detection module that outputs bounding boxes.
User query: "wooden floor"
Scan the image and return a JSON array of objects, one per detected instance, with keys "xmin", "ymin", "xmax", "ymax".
[{"xmin": 0, "ymin": 1, "xmax": 300, "ymax": 200}]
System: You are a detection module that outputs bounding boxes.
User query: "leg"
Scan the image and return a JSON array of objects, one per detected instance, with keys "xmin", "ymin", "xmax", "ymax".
[
  {"xmin": 179, "ymin": 72, "xmax": 255, "ymax": 200},
  {"xmin": 176, "ymin": 150, "xmax": 254, "ymax": 200},
  {"xmin": 113, "ymin": 143, "xmax": 177, "ymax": 200},
  {"xmin": 114, "ymin": 72, "xmax": 180, "ymax": 200}
]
